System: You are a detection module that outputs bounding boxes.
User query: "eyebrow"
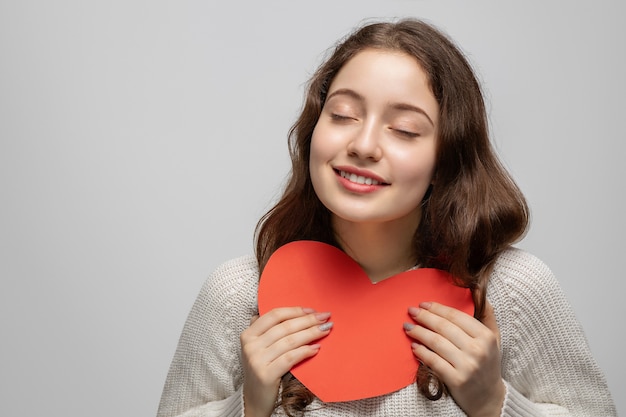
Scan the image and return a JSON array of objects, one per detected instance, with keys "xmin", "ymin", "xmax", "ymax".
[
  {"xmin": 325, "ymin": 88, "xmax": 435, "ymax": 127},
  {"xmin": 326, "ymin": 88, "xmax": 364, "ymax": 103}
]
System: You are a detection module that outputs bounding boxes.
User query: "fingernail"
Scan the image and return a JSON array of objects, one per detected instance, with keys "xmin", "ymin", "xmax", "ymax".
[
  {"xmin": 318, "ymin": 321, "xmax": 334, "ymax": 332},
  {"xmin": 411, "ymin": 342, "xmax": 421, "ymax": 350},
  {"xmin": 314, "ymin": 312, "xmax": 331, "ymax": 321},
  {"xmin": 408, "ymin": 306, "xmax": 421, "ymax": 317},
  {"xmin": 419, "ymin": 302, "xmax": 432, "ymax": 309},
  {"xmin": 302, "ymin": 307, "xmax": 316, "ymax": 314},
  {"xmin": 403, "ymin": 322, "xmax": 415, "ymax": 331}
]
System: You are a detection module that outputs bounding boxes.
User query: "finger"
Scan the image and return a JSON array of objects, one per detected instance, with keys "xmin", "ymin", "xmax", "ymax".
[
  {"xmin": 405, "ymin": 319, "xmax": 462, "ymax": 368},
  {"xmin": 249, "ymin": 306, "xmax": 315, "ymax": 335},
  {"xmin": 269, "ymin": 343, "xmax": 323, "ymax": 378},
  {"xmin": 263, "ymin": 311, "xmax": 332, "ymax": 349},
  {"xmin": 246, "ymin": 317, "xmax": 333, "ymax": 376},
  {"xmin": 410, "ymin": 340, "xmax": 456, "ymax": 381},
  {"xmin": 408, "ymin": 304, "xmax": 472, "ymax": 350},
  {"xmin": 413, "ymin": 302, "xmax": 484, "ymax": 339}
]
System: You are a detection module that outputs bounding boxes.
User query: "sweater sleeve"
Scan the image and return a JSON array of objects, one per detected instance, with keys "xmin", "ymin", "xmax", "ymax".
[
  {"xmin": 489, "ymin": 249, "xmax": 616, "ymax": 417},
  {"xmin": 157, "ymin": 256, "xmax": 260, "ymax": 417}
]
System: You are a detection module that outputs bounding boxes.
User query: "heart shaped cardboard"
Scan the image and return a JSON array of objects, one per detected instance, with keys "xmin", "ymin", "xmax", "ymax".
[{"xmin": 257, "ymin": 240, "xmax": 474, "ymax": 402}]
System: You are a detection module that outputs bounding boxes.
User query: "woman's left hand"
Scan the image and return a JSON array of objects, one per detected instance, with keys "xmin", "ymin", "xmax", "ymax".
[{"xmin": 404, "ymin": 301, "xmax": 505, "ymax": 417}]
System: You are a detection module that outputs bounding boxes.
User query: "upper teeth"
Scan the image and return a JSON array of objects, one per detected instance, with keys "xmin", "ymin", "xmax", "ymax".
[{"xmin": 339, "ymin": 170, "xmax": 381, "ymax": 185}]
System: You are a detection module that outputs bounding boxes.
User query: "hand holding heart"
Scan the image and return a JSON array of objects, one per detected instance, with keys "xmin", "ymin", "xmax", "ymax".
[
  {"xmin": 242, "ymin": 302, "xmax": 505, "ymax": 416},
  {"xmin": 240, "ymin": 306, "xmax": 333, "ymax": 417},
  {"xmin": 251, "ymin": 241, "xmax": 504, "ymax": 412},
  {"xmin": 404, "ymin": 301, "xmax": 505, "ymax": 417}
]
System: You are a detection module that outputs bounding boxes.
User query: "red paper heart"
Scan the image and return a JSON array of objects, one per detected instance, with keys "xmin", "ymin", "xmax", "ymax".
[{"xmin": 257, "ymin": 240, "xmax": 474, "ymax": 402}]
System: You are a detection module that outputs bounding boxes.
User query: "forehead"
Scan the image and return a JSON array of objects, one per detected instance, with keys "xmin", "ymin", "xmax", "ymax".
[{"xmin": 332, "ymin": 48, "xmax": 430, "ymax": 86}]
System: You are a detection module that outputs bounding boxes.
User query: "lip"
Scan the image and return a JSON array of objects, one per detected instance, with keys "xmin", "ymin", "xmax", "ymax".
[
  {"xmin": 333, "ymin": 165, "xmax": 389, "ymax": 194},
  {"xmin": 333, "ymin": 166, "xmax": 389, "ymax": 185}
]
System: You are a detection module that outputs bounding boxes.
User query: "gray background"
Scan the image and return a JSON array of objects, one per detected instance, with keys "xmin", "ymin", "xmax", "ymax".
[{"xmin": 1, "ymin": 1, "xmax": 624, "ymax": 416}]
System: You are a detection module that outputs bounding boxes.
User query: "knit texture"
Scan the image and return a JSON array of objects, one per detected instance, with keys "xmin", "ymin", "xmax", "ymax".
[{"xmin": 157, "ymin": 248, "xmax": 616, "ymax": 416}]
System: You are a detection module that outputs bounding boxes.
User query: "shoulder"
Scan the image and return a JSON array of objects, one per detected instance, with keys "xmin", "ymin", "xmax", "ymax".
[
  {"xmin": 191, "ymin": 254, "xmax": 260, "ymax": 334},
  {"xmin": 487, "ymin": 247, "xmax": 581, "ymax": 343},
  {"xmin": 487, "ymin": 247, "xmax": 583, "ymax": 353},
  {"xmin": 201, "ymin": 254, "xmax": 260, "ymax": 296},
  {"xmin": 159, "ymin": 255, "xmax": 260, "ymax": 407},
  {"xmin": 488, "ymin": 247, "xmax": 562, "ymax": 301},
  {"xmin": 487, "ymin": 251, "xmax": 615, "ymax": 415}
]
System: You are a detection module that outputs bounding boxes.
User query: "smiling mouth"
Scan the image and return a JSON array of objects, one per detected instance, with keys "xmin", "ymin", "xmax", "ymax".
[{"xmin": 336, "ymin": 169, "xmax": 388, "ymax": 186}]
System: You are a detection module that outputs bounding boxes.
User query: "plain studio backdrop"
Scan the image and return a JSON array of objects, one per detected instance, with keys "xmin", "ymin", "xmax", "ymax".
[{"xmin": 1, "ymin": 1, "xmax": 624, "ymax": 415}]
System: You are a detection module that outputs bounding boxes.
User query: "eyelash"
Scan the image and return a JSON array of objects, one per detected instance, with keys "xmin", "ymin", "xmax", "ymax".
[
  {"xmin": 330, "ymin": 113, "xmax": 420, "ymax": 138},
  {"xmin": 330, "ymin": 113, "xmax": 354, "ymax": 121},
  {"xmin": 394, "ymin": 129, "xmax": 419, "ymax": 138}
]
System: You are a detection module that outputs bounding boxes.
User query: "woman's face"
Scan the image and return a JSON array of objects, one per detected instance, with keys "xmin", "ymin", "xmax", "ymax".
[{"xmin": 309, "ymin": 48, "xmax": 439, "ymax": 227}]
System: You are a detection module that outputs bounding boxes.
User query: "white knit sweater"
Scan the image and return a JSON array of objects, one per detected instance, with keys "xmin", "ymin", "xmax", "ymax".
[{"xmin": 157, "ymin": 248, "xmax": 616, "ymax": 416}]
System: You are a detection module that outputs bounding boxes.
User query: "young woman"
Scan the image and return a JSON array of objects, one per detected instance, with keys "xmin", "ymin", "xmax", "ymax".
[{"xmin": 157, "ymin": 19, "xmax": 616, "ymax": 417}]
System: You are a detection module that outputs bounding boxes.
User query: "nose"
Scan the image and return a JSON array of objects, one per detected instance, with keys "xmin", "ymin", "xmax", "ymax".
[{"xmin": 347, "ymin": 122, "xmax": 382, "ymax": 161}]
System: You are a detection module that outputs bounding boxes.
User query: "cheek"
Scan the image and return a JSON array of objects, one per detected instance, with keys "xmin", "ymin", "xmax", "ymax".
[
  {"xmin": 309, "ymin": 128, "xmax": 321, "ymax": 169},
  {"xmin": 309, "ymin": 124, "xmax": 335, "ymax": 166},
  {"xmin": 309, "ymin": 126, "xmax": 327, "ymax": 186},
  {"xmin": 391, "ymin": 147, "xmax": 437, "ymax": 185}
]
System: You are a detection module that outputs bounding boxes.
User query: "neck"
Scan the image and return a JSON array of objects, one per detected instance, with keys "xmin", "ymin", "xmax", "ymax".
[{"xmin": 333, "ymin": 211, "xmax": 420, "ymax": 283}]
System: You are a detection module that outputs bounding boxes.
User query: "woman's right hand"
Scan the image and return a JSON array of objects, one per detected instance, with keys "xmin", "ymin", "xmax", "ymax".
[{"xmin": 240, "ymin": 307, "xmax": 333, "ymax": 417}]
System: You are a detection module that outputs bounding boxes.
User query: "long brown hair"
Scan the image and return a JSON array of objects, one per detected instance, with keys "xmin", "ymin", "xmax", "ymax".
[{"xmin": 254, "ymin": 18, "xmax": 528, "ymax": 414}]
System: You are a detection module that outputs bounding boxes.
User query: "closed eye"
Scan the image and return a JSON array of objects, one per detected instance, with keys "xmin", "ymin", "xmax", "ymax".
[
  {"xmin": 330, "ymin": 113, "xmax": 356, "ymax": 121},
  {"xmin": 392, "ymin": 128, "xmax": 420, "ymax": 138}
]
